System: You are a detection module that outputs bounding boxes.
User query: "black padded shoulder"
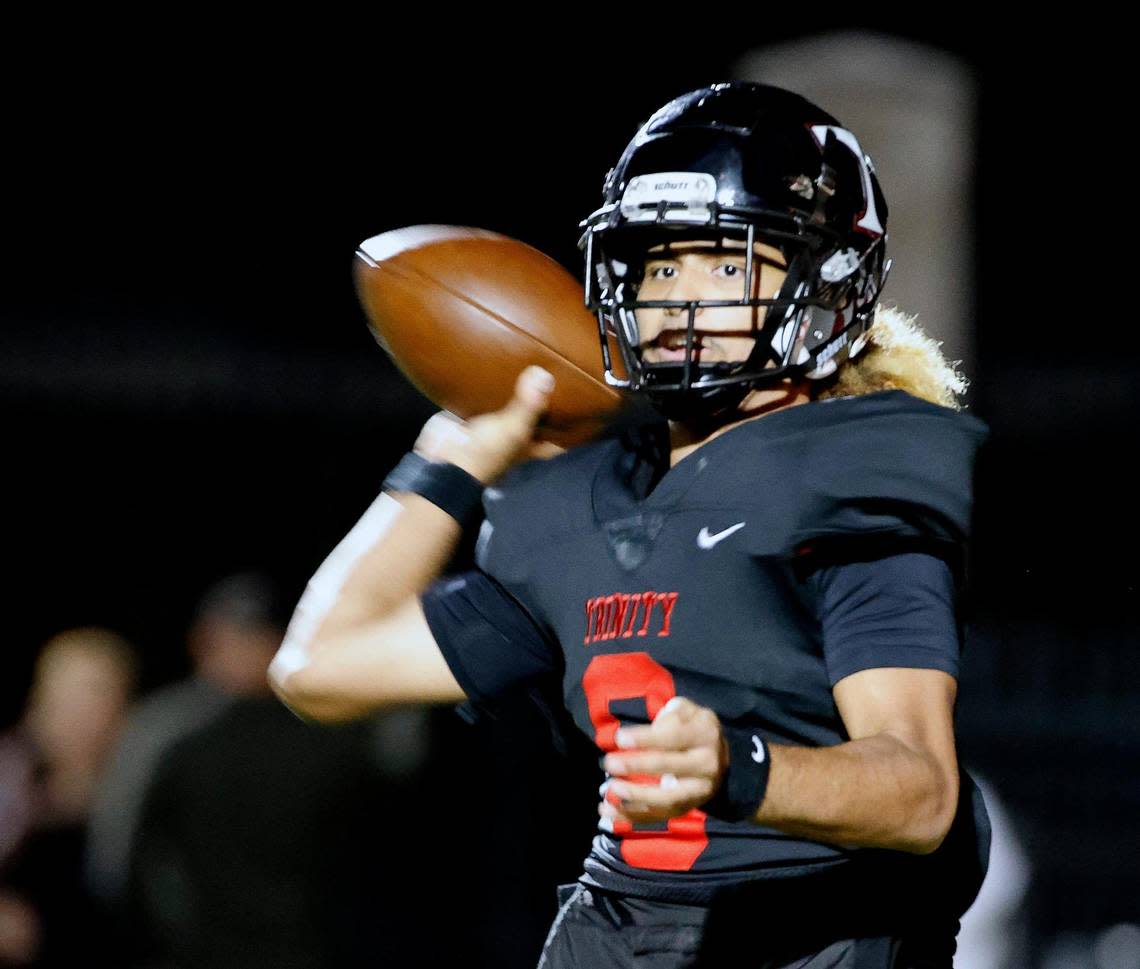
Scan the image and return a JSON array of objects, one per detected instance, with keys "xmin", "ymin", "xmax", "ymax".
[
  {"xmin": 702, "ymin": 391, "xmax": 989, "ymax": 559},
  {"xmin": 477, "ymin": 390, "xmax": 988, "ymax": 584},
  {"xmin": 474, "ymin": 437, "xmax": 621, "ymax": 583}
]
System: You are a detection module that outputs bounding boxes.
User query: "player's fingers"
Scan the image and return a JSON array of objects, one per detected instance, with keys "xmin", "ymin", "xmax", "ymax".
[
  {"xmin": 655, "ymin": 696, "xmax": 700, "ymax": 722},
  {"xmin": 474, "ymin": 367, "xmax": 554, "ymax": 461},
  {"xmin": 599, "ymin": 800, "xmax": 633, "ymax": 827},
  {"xmin": 459, "ymin": 367, "xmax": 553, "ymax": 469},
  {"xmin": 607, "ymin": 777, "xmax": 713, "ymax": 820},
  {"xmin": 657, "ymin": 699, "xmax": 724, "ymax": 748},
  {"xmin": 614, "ymin": 722, "xmax": 689, "ymax": 751},
  {"xmin": 503, "ymin": 366, "xmax": 555, "ymax": 420},
  {"xmin": 602, "ymin": 775, "xmax": 672, "ymax": 806},
  {"xmin": 413, "ymin": 410, "xmax": 471, "ymax": 459},
  {"xmin": 603, "ymin": 747, "xmax": 720, "ymax": 780},
  {"xmin": 614, "ymin": 697, "xmax": 720, "ymax": 751},
  {"xmin": 526, "ymin": 440, "xmax": 566, "ymax": 460},
  {"xmin": 615, "ymin": 715, "xmax": 717, "ymax": 752}
]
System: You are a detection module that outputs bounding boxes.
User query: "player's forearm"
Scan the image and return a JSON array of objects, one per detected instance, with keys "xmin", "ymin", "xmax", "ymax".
[
  {"xmin": 268, "ymin": 487, "xmax": 463, "ymax": 698},
  {"xmin": 270, "ymin": 368, "xmax": 553, "ymax": 713},
  {"xmin": 754, "ymin": 734, "xmax": 958, "ymax": 854},
  {"xmin": 311, "ymin": 491, "xmax": 462, "ymax": 642}
]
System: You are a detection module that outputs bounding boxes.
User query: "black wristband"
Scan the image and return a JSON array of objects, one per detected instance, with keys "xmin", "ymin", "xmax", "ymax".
[
  {"xmin": 381, "ymin": 451, "xmax": 485, "ymax": 525},
  {"xmin": 702, "ymin": 724, "xmax": 772, "ymax": 823}
]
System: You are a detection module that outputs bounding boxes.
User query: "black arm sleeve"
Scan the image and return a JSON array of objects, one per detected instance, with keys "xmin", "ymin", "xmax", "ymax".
[
  {"xmin": 811, "ymin": 551, "xmax": 960, "ymax": 687},
  {"xmin": 420, "ymin": 569, "xmax": 560, "ymax": 719}
]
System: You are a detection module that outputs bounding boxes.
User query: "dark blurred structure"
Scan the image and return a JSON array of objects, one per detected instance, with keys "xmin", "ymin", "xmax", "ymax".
[{"xmin": 3, "ymin": 18, "xmax": 1135, "ymax": 968}]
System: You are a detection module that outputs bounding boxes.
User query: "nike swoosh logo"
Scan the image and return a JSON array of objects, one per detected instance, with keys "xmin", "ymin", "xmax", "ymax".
[
  {"xmin": 751, "ymin": 735, "xmax": 766, "ymax": 764},
  {"xmin": 696, "ymin": 522, "xmax": 746, "ymax": 549}
]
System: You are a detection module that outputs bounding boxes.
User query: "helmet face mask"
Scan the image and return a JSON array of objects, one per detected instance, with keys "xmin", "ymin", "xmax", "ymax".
[{"xmin": 579, "ymin": 83, "xmax": 890, "ymax": 423}]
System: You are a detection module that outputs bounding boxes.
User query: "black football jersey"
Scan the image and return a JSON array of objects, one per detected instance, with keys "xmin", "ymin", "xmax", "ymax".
[{"xmin": 420, "ymin": 390, "xmax": 991, "ymax": 909}]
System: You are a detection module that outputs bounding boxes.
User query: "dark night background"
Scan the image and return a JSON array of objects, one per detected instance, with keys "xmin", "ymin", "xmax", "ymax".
[{"xmin": 3, "ymin": 18, "xmax": 1136, "ymax": 967}]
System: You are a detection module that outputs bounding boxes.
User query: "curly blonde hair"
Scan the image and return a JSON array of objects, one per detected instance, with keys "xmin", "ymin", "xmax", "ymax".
[{"xmin": 811, "ymin": 304, "xmax": 970, "ymax": 411}]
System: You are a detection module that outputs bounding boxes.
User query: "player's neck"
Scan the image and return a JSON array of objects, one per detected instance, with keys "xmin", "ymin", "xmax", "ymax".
[{"xmin": 668, "ymin": 381, "xmax": 812, "ymax": 467}]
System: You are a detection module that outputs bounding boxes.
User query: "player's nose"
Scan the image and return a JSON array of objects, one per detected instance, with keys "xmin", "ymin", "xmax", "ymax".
[{"xmin": 663, "ymin": 268, "xmax": 706, "ymax": 318}]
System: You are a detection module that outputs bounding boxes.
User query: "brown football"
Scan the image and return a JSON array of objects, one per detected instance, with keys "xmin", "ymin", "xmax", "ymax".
[{"xmin": 353, "ymin": 225, "xmax": 627, "ymax": 447}]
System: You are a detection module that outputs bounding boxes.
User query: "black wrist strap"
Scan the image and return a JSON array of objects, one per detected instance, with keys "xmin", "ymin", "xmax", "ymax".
[
  {"xmin": 702, "ymin": 724, "xmax": 772, "ymax": 823},
  {"xmin": 381, "ymin": 451, "xmax": 485, "ymax": 525}
]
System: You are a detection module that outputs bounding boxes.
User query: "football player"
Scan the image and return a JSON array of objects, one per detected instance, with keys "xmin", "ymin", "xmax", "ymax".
[{"xmin": 270, "ymin": 82, "xmax": 990, "ymax": 968}]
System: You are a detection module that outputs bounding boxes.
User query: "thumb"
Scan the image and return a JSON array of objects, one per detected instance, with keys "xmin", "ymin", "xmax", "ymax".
[{"xmin": 503, "ymin": 366, "xmax": 555, "ymax": 421}]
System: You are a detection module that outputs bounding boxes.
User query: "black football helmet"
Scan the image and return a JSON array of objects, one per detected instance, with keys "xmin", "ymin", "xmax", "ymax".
[{"xmin": 579, "ymin": 81, "xmax": 890, "ymax": 422}]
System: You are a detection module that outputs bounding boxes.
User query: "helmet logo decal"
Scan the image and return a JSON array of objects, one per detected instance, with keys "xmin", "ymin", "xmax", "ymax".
[
  {"xmin": 808, "ymin": 125, "xmax": 885, "ymax": 236},
  {"xmin": 620, "ymin": 172, "xmax": 717, "ymax": 223},
  {"xmin": 806, "ymin": 328, "xmax": 851, "ymax": 379}
]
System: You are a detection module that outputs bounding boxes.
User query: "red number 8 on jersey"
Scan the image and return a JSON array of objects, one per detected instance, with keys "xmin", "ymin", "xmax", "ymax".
[{"xmin": 582, "ymin": 651, "xmax": 709, "ymax": 870}]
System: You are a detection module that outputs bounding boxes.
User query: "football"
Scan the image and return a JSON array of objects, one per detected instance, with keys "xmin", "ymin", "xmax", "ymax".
[{"xmin": 353, "ymin": 225, "xmax": 627, "ymax": 448}]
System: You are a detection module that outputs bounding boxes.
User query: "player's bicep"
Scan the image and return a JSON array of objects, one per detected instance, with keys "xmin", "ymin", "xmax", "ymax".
[{"xmin": 833, "ymin": 666, "xmax": 956, "ymax": 752}]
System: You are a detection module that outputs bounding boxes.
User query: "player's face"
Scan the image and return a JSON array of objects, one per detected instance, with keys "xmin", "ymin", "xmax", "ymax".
[{"xmin": 635, "ymin": 238, "xmax": 788, "ymax": 365}]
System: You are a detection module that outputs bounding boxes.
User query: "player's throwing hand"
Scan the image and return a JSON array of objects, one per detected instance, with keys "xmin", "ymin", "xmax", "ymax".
[
  {"xmin": 600, "ymin": 696, "xmax": 729, "ymax": 823},
  {"xmin": 413, "ymin": 366, "xmax": 563, "ymax": 485}
]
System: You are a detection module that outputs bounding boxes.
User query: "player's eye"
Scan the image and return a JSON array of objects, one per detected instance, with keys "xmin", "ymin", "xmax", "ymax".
[
  {"xmin": 646, "ymin": 265, "xmax": 676, "ymax": 280},
  {"xmin": 714, "ymin": 263, "xmax": 743, "ymax": 278}
]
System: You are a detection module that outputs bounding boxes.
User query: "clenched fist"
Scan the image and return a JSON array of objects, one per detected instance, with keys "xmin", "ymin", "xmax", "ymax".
[{"xmin": 600, "ymin": 696, "xmax": 729, "ymax": 824}]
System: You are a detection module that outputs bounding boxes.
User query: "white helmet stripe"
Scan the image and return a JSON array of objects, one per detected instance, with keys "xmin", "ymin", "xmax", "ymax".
[{"xmin": 809, "ymin": 125, "xmax": 885, "ymax": 236}]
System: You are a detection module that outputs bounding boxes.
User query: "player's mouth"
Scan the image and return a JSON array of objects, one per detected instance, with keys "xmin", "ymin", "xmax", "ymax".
[
  {"xmin": 642, "ymin": 333, "xmax": 711, "ymax": 363},
  {"xmin": 645, "ymin": 347, "xmax": 694, "ymax": 362},
  {"xmin": 643, "ymin": 346, "xmax": 727, "ymax": 364}
]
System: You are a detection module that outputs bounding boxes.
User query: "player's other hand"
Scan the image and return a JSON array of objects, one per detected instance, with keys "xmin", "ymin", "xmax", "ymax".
[
  {"xmin": 599, "ymin": 696, "xmax": 729, "ymax": 824},
  {"xmin": 413, "ymin": 366, "xmax": 564, "ymax": 485}
]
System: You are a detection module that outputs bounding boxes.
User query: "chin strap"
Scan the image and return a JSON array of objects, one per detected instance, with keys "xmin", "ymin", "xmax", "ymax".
[{"xmin": 644, "ymin": 378, "xmax": 753, "ymax": 422}]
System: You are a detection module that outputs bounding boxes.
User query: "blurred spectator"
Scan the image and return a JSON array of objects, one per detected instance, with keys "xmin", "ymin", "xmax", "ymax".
[
  {"xmin": 89, "ymin": 572, "xmax": 438, "ymax": 969},
  {"xmin": 0, "ymin": 627, "xmax": 138, "ymax": 967},
  {"xmin": 85, "ymin": 573, "xmax": 281, "ymax": 905}
]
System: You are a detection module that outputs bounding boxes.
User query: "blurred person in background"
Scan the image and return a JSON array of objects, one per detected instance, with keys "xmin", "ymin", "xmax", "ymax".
[
  {"xmin": 0, "ymin": 627, "xmax": 137, "ymax": 967},
  {"xmin": 90, "ymin": 572, "xmax": 438, "ymax": 969},
  {"xmin": 85, "ymin": 573, "xmax": 282, "ymax": 907}
]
